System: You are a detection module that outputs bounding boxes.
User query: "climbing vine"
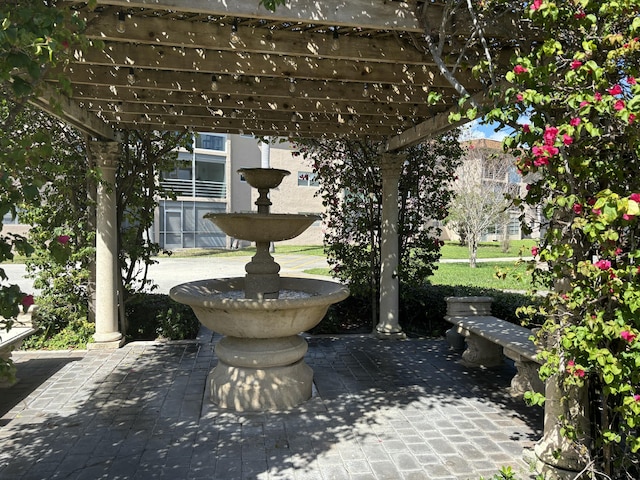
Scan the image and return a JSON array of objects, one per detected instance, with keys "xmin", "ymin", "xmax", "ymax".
[{"xmin": 479, "ymin": 0, "xmax": 640, "ymax": 476}]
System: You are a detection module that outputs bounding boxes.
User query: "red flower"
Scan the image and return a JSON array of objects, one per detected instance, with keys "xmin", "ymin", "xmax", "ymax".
[
  {"xmin": 594, "ymin": 259, "xmax": 611, "ymax": 270},
  {"xmin": 635, "ymin": 394, "xmax": 640, "ymax": 402},
  {"xmin": 543, "ymin": 126, "xmax": 559, "ymax": 145},
  {"xmin": 594, "ymin": 92, "xmax": 603, "ymax": 102},
  {"xmin": 621, "ymin": 330, "xmax": 637, "ymax": 342},
  {"xmin": 567, "ymin": 359, "xmax": 575, "ymax": 368},
  {"xmin": 530, "ymin": 0, "xmax": 543, "ymax": 10},
  {"xmin": 513, "ymin": 65, "xmax": 528, "ymax": 75},
  {"xmin": 533, "ymin": 157, "xmax": 549, "ymax": 167},
  {"xmin": 614, "ymin": 100, "xmax": 625, "ymax": 111},
  {"xmin": 574, "ymin": 10, "xmax": 586, "ymax": 19},
  {"xmin": 531, "ymin": 246, "xmax": 540, "ymax": 256},
  {"xmin": 522, "ymin": 124, "xmax": 531, "ymax": 133},
  {"xmin": 628, "ymin": 76, "xmax": 637, "ymax": 85},
  {"xmin": 570, "ymin": 60, "xmax": 582, "ymax": 70},
  {"xmin": 562, "ymin": 134, "xmax": 573, "ymax": 145},
  {"xmin": 629, "ymin": 114, "xmax": 636, "ymax": 124},
  {"xmin": 630, "ymin": 193, "xmax": 640, "ymax": 202},
  {"xmin": 569, "ymin": 117, "xmax": 581, "ymax": 126},
  {"xmin": 579, "ymin": 101, "xmax": 589, "ymax": 108},
  {"xmin": 623, "ymin": 214, "xmax": 635, "ymax": 221},
  {"xmin": 57, "ymin": 235, "xmax": 70, "ymax": 245},
  {"xmin": 592, "ymin": 208, "xmax": 602, "ymax": 215},
  {"xmin": 517, "ymin": 93, "xmax": 524, "ymax": 102},
  {"xmin": 575, "ymin": 368, "xmax": 585, "ymax": 378},
  {"xmin": 572, "ymin": 203, "xmax": 582, "ymax": 214},
  {"xmin": 21, "ymin": 294, "xmax": 34, "ymax": 309},
  {"xmin": 608, "ymin": 84, "xmax": 623, "ymax": 96}
]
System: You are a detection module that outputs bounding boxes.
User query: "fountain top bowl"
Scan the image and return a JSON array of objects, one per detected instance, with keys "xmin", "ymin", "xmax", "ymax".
[{"xmin": 238, "ymin": 168, "xmax": 290, "ymax": 190}]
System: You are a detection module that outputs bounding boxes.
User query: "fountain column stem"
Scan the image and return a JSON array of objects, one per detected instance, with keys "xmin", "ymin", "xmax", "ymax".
[{"xmin": 244, "ymin": 185, "xmax": 280, "ymax": 298}]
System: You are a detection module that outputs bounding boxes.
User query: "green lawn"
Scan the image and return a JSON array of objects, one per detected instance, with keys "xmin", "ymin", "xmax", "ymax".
[
  {"xmin": 304, "ymin": 260, "xmax": 532, "ymax": 290},
  {"xmin": 439, "ymin": 239, "xmax": 536, "ymax": 259},
  {"xmin": 430, "ymin": 261, "xmax": 532, "ymax": 290}
]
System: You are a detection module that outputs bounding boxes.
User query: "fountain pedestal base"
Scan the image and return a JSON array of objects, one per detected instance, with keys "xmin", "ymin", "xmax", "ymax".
[
  {"xmin": 209, "ymin": 335, "xmax": 313, "ymax": 411},
  {"xmin": 209, "ymin": 359, "xmax": 313, "ymax": 411}
]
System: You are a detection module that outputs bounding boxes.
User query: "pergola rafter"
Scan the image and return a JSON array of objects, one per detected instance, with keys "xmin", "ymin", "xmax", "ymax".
[{"xmin": 40, "ymin": 0, "xmax": 529, "ymax": 145}]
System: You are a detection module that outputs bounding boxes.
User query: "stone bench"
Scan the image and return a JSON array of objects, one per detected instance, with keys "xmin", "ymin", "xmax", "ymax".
[
  {"xmin": 0, "ymin": 307, "xmax": 38, "ymax": 388},
  {"xmin": 444, "ymin": 297, "xmax": 543, "ymax": 398}
]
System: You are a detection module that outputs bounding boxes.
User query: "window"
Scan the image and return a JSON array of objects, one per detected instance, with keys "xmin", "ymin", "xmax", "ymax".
[
  {"xmin": 298, "ymin": 171, "xmax": 319, "ymax": 187},
  {"xmin": 195, "ymin": 133, "xmax": 226, "ymax": 152}
]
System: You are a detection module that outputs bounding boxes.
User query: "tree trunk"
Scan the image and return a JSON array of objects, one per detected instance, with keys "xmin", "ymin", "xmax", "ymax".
[{"xmin": 469, "ymin": 234, "xmax": 478, "ymax": 268}]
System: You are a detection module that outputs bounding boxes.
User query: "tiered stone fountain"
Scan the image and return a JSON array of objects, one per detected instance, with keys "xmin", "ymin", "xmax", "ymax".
[{"xmin": 170, "ymin": 168, "xmax": 349, "ymax": 411}]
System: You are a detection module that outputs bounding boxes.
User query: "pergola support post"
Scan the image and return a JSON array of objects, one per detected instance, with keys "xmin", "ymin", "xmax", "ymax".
[
  {"xmin": 376, "ymin": 153, "xmax": 406, "ymax": 340},
  {"xmin": 88, "ymin": 140, "xmax": 124, "ymax": 350}
]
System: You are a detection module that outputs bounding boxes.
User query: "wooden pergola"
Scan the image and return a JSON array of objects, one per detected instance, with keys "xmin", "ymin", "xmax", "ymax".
[
  {"xmin": 36, "ymin": 1, "xmax": 526, "ymax": 346},
  {"xmin": 40, "ymin": 1, "xmax": 527, "ymax": 149}
]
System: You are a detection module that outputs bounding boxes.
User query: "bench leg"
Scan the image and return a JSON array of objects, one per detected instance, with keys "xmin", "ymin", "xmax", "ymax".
[
  {"xmin": 460, "ymin": 333, "xmax": 503, "ymax": 368},
  {"xmin": 0, "ymin": 344, "xmax": 18, "ymax": 388},
  {"xmin": 511, "ymin": 359, "xmax": 544, "ymax": 398}
]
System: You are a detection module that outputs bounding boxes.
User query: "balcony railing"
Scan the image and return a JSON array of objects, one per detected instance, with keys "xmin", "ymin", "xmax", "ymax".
[{"xmin": 161, "ymin": 178, "xmax": 226, "ymax": 199}]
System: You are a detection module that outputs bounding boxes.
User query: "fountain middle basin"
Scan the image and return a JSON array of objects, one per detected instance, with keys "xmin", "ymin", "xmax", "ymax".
[{"xmin": 170, "ymin": 276, "xmax": 349, "ymax": 411}]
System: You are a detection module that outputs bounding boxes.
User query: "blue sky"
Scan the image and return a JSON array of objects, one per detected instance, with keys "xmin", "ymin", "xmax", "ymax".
[{"xmin": 460, "ymin": 119, "xmax": 513, "ymax": 142}]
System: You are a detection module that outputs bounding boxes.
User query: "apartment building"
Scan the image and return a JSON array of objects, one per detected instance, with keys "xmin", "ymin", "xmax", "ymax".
[{"xmin": 155, "ymin": 134, "xmax": 324, "ymax": 250}]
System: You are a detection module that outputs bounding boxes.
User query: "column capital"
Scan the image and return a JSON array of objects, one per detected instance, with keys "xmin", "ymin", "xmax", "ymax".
[
  {"xmin": 380, "ymin": 153, "xmax": 406, "ymax": 178},
  {"xmin": 89, "ymin": 141, "xmax": 120, "ymax": 170}
]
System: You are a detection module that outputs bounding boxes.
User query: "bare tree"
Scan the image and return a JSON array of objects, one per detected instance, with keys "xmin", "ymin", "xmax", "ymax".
[{"xmin": 446, "ymin": 143, "xmax": 517, "ymax": 267}]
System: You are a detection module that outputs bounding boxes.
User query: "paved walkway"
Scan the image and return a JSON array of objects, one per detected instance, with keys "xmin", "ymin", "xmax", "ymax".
[{"xmin": 0, "ymin": 329, "xmax": 543, "ymax": 480}]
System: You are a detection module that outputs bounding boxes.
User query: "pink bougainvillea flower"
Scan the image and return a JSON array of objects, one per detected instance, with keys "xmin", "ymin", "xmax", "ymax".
[
  {"xmin": 621, "ymin": 331, "xmax": 637, "ymax": 342},
  {"xmin": 572, "ymin": 203, "xmax": 583, "ymax": 214},
  {"xmin": 608, "ymin": 84, "xmax": 623, "ymax": 96},
  {"xmin": 522, "ymin": 124, "xmax": 531, "ymax": 133},
  {"xmin": 532, "ymin": 145, "xmax": 544, "ymax": 156},
  {"xmin": 543, "ymin": 126, "xmax": 559, "ymax": 145},
  {"xmin": 614, "ymin": 100, "xmax": 625, "ymax": 111},
  {"xmin": 531, "ymin": 246, "xmax": 540, "ymax": 256},
  {"xmin": 574, "ymin": 10, "xmax": 586, "ymax": 19},
  {"xmin": 530, "ymin": 0, "xmax": 543, "ymax": 10},
  {"xmin": 513, "ymin": 65, "xmax": 528, "ymax": 75},
  {"xmin": 630, "ymin": 193, "xmax": 640, "ymax": 202},
  {"xmin": 628, "ymin": 76, "xmax": 637, "ymax": 85},
  {"xmin": 575, "ymin": 368, "xmax": 585, "ymax": 378},
  {"xmin": 615, "ymin": 248, "xmax": 623, "ymax": 256},
  {"xmin": 21, "ymin": 294, "xmax": 34, "ymax": 309},
  {"xmin": 594, "ymin": 259, "xmax": 612, "ymax": 270},
  {"xmin": 516, "ymin": 93, "xmax": 524, "ymax": 102},
  {"xmin": 592, "ymin": 208, "xmax": 602, "ymax": 215},
  {"xmin": 533, "ymin": 157, "xmax": 549, "ymax": 167},
  {"xmin": 569, "ymin": 117, "xmax": 581, "ymax": 126},
  {"xmin": 567, "ymin": 359, "xmax": 575, "ymax": 368},
  {"xmin": 570, "ymin": 60, "xmax": 582, "ymax": 70},
  {"xmin": 635, "ymin": 394, "xmax": 640, "ymax": 402},
  {"xmin": 57, "ymin": 235, "xmax": 70, "ymax": 245},
  {"xmin": 543, "ymin": 145, "xmax": 559, "ymax": 156},
  {"xmin": 629, "ymin": 114, "xmax": 636, "ymax": 124},
  {"xmin": 623, "ymin": 213, "xmax": 635, "ymax": 221},
  {"xmin": 562, "ymin": 134, "xmax": 574, "ymax": 145},
  {"xmin": 579, "ymin": 101, "xmax": 589, "ymax": 108},
  {"xmin": 594, "ymin": 92, "xmax": 603, "ymax": 102}
]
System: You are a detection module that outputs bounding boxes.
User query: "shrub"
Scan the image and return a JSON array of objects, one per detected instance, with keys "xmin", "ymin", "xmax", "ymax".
[
  {"xmin": 125, "ymin": 293, "xmax": 200, "ymax": 341},
  {"xmin": 310, "ymin": 283, "xmax": 540, "ymax": 337}
]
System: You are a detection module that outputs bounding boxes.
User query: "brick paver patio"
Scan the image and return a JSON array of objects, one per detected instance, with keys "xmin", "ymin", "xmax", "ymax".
[{"xmin": 0, "ymin": 329, "xmax": 543, "ymax": 479}]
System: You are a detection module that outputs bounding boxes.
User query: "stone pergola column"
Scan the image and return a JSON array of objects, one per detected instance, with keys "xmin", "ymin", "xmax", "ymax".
[
  {"xmin": 376, "ymin": 153, "xmax": 406, "ymax": 339},
  {"xmin": 88, "ymin": 141, "xmax": 123, "ymax": 349}
]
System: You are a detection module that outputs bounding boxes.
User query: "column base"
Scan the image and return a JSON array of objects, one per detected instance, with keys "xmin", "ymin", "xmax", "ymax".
[
  {"xmin": 88, "ymin": 335, "xmax": 125, "ymax": 350},
  {"xmin": 375, "ymin": 329, "xmax": 407, "ymax": 340}
]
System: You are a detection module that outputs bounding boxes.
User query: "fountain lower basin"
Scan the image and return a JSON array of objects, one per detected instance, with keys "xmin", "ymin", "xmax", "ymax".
[{"xmin": 170, "ymin": 276, "xmax": 349, "ymax": 411}]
